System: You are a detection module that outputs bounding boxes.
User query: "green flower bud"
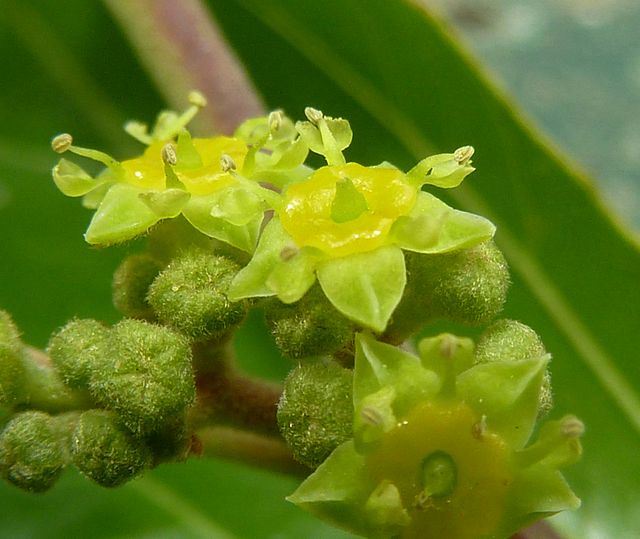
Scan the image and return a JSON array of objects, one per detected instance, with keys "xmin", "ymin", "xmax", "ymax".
[
  {"xmin": 47, "ymin": 319, "xmax": 109, "ymax": 388},
  {"xmin": 264, "ymin": 284, "xmax": 355, "ymax": 360},
  {"xmin": 0, "ymin": 411, "xmax": 65, "ymax": 492},
  {"xmin": 386, "ymin": 242, "xmax": 509, "ymax": 341},
  {"xmin": 71, "ymin": 410, "xmax": 152, "ymax": 487},
  {"xmin": 147, "ymin": 248, "xmax": 248, "ymax": 341},
  {"xmin": 476, "ymin": 320, "xmax": 554, "ymax": 416},
  {"xmin": 145, "ymin": 414, "xmax": 191, "ymax": 465},
  {"xmin": 278, "ymin": 361, "xmax": 353, "ymax": 468},
  {"xmin": 90, "ymin": 320, "xmax": 195, "ymax": 435},
  {"xmin": 0, "ymin": 310, "xmax": 22, "ymax": 352},
  {"xmin": 112, "ymin": 254, "xmax": 164, "ymax": 320},
  {"xmin": 0, "ymin": 344, "xmax": 26, "ymax": 409},
  {"xmin": 0, "ymin": 311, "xmax": 26, "ymax": 408}
]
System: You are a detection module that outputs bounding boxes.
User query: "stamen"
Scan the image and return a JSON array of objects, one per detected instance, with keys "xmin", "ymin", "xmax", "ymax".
[
  {"xmin": 188, "ymin": 90, "xmax": 207, "ymax": 108},
  {"xmin": 304, "ymin": 106, "xmax": 324, "ymax": 125},
  {"xmin": 51, "ymin": 133, "xmax": 73, "ymax": 153},
  {"xmin": 161, "ymin": 143, "xmax": 178, "ymax": 166},
  {"xmin": 279, "ymin": 245, "xmax": 299, "ymax": 262},
  {"xmin": 560, "ymin": 416, "xmax": 585, "ymax": 438},
  {"xmin": 453, "ymin": 145, "xmax": 474, "ymax": 165},
  {"xmin": 220, "ymin": 154, "xmax": 236, "ymax": 172},
  {"xmin": 269, "ymin": 110, "xmax": 283, "ymax": 132}
]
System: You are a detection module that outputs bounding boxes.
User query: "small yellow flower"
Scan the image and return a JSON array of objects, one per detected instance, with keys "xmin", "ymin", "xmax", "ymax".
[{"xmin": 280, "ymin": 163, "xmax": 417, "ymax": 258}]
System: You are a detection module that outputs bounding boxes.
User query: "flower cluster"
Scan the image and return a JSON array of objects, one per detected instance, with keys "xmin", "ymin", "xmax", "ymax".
[
  {"xmin": 26, "ymin": 96, "xmax": 584, "ymax": 538},
  {"xmin": 51, "ymin": 99, "xmax": 493, "ymax": 333}
]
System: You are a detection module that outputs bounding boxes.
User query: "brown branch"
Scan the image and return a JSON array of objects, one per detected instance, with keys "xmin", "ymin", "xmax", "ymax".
[
  {"xmin": 195, "ymin": 426, "xmax": 308, "ymax": 476},
  {"xmin": 104, "ymin": 0, "xmax": 265, "ymax": 134}
]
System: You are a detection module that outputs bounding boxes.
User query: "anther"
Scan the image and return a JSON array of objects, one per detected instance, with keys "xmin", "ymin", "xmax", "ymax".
[
  {"xmin": 161, "ymin": 143, "xmax": 177, "ymax": 166},
  {"xmin": 220, "ymin": 154, "xmax": 236, "ymax": 172},
  {"xmin": 51, "ymin": 133, "xmax": 73, "ymax": 153},
  {"xmin": 188, "ymin": 90, "xmax": 207, "ymax": 108},
  {"xmin": 439, "ymin": 334, "xmax": 458, "ymax": 359},
  {"xmin": 360, "ymin": 406, "xmax": 383, "ymax": 426},
  {"xmin": 453, "ymin": 145, "xmax": 474, "ymax": 165},
  {"xmin": 304, "ymin": 106, "xmax": 324, "ymax": 125},
  {"xmin": 279, "ymin": 245, "xmax": 299, "ymax": 262},
  {"xmin": 269, "ymin": 110, "xmax": 283, "ymax": 132},
  {"xmin": 560, "ymin": 416, "xmax": 585, "ymax": 439}
]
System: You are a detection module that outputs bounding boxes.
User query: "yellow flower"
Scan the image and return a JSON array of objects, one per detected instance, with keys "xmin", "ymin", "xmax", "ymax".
[{"xmin": 279, "ymin": 163, "xmax": 417, "ymax": 258}]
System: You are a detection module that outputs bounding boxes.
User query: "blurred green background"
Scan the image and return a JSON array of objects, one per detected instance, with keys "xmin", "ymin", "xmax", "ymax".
[{"xmin": 0, "ymin": 1, "xmax": 638, "ymax": 537}]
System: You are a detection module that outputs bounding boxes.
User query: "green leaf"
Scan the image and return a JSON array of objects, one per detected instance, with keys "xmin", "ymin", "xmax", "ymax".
[
  {"xmin": 316, "ymin": 246, "xmax": 406, "ymax": 332},
  {"xmin": 206, "ymin": 1, "xmax": 640, "ymax": 535}
]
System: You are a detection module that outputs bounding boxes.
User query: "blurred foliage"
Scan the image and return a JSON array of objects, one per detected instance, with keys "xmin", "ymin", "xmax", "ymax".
[{"xmin": 0, "ymin": 0, "xmax": 638, "ymax": 537}]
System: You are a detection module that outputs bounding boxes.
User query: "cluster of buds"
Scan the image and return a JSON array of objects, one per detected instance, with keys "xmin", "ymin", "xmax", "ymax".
[{"xmin": 0, "ymin": 95, "xmax": 583, "ymax": 538}]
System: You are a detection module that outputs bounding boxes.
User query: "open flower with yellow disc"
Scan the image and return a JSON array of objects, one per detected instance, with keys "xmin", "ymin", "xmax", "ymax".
[
  {"xmin": 288, "ymin": 332, "xmax": 582, "ymax": 539},
  {"xmin": 228, "ymin": 108, "xmax": 495, "ymax": 331},
  {"xmin": 50, "ymin": 93, "xmax": 304, "ymax": 252}
]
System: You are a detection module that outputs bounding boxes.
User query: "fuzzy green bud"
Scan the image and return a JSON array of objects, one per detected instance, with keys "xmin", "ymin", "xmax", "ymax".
[
  {"xmin": 0, "ymin": 344, "xmax": 26, "ymax": 408},
  {"xmin": 264, "ymin": 285, "xmax": 355, "ymax": 360},
  {"xmin": 147, "ymin": 249, "xmax": 248, "ymax": 341},
  {"xmin": 0, "ymin": 411, "xmax": 65, "ymax": 492},
  {"xmin": 71, "ymin": 410, "xmax": 152, "ymax": 487},
  {"xmin": 0, "ymin": 310, "xmax": 22, "ymax": 352},
  {"xmin": 384, "ymin": 242, "xmax": 509, "ymax": 342},
  {"xmin": 47, "ymin": 319, "xmax": 109, "ymax": 388},
  {"xmin": 89, "ymin": 320, "xmax": 195, "ymax": 435},
  {"xmin": 476, "ymin": 319, "xmax": 553, "ymax": 415},
  {"xmin": 278, "ymin": 361, "xmax": 353, "ymax": 468},
  {"xmin": 112, "ymin": 254, "xmax": 164, "ymax": 320},
  {"xmin": 0, "ymin": 311, "xmax": 26, "ymax": 408}
]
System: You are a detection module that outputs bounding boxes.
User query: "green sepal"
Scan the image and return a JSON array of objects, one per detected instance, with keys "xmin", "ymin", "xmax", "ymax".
[
  {"xmin": 391, "ymin": 191, "xmax": 495, "ymax": 254},
  {"xmin": 317, "ymin": 246, "xmax": 406, "ymax": 332},
  {"xmin": 354, "ymin": 333, "xmax": 440, "ymax": 418},
  {"xmin": 407, "ymin": 152, "xmax": 475, "ymax": 188},
  {"xmin": 82, "ymin": 181, "xmax": 112, "ymax": 209},
  {"xmin": 504, "ymin": 465, "xmax": 581, "ymax": 536},
  {"xmin": 417, "ymin": 333, "xmax": 475, "ymax": 378},
  {"xmin": 287, "ymin": 440, "xmax": 371, "ymax": 536},
  {"xmin": 227, "ymin": 218, "xmax": 293, "ymax": 299},
  {"xmin": 364, "ymin": 480, "xmax": 411, "ymax": 537},
  {"xmin": 85, "ymin": 183, "xmax": 160, "ymax": 245},
  {"xmin": 457, "ymin": 356, "xmax": 549, "ymax": 449},
  {"xmin": 209, "ymin": 186, "xmax": 264, "ymax": 226},
  {"xmin": 181, "ymin": 194, "xmax": 261, "ymax": 253},
  {"xmin": 296, "ymin": 116, "xmax": 352, "ymax": 165},
  {"xmin": 52, "ymin": 158, "xmax": 102, "ymax": 197},
  {"xmin": 266, "ymin": 247, "xmax": 320, "ymax": 304},
  {"xmin": 139, "ymin": 189, "xmax": 191, "ymax": 219},
  {"xmin": 353, "ymin": 386, "xmax": 397, "ymax": 451}
]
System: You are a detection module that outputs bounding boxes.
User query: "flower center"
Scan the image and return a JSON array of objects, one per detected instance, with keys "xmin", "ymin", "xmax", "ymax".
[{"xmin": 279, "ymin": 163, "xmax": 417, "ymax": 257}]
